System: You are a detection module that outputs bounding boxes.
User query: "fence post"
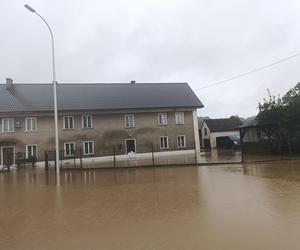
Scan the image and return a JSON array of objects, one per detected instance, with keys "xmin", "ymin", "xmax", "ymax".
[
  {"xmin": 45, "ymin": 151, "xmax": 48, "ymax": 171},
  {"xmin": 194, "ymin": 141, "xmax": 197, "ymax": 164},
  {"xmin": 60, "ymin": 150, "xmax": 63, "ymax": 169},
  {"xmin": 288, "ymin": 139, "xmax": 292, "ymax": 160},
  {"xmin": 73, "ymin": 149, "xmax": 76, "ymax": 168},
  {"xmin": 54, "ymin": 151, "xmax": 57, "ymax": 172},
  {"xmin": 239, "ymin": 128, "xmax": 245, "ymax": 163},
  {"xmin": 152, "ymin": 143, "xmax": 155, "ymax": 166},
  {"xmin": 80, "ymin": 148, "xmax": 83, "ymax": 168},
  {"xmin": 113, "ymin": 146, "xmax": 116, "ymax": 168}
]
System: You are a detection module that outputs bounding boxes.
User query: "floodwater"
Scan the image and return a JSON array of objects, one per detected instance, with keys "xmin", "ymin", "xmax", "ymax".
[{"xmin": 1, "ymin": 161, "xmax": 300, "ymax": 250}]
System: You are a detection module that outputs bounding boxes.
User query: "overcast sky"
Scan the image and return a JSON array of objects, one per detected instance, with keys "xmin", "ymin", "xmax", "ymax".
[{"xmin": 1, "ymin": 0, "xmax": 300, "ymax": 118}]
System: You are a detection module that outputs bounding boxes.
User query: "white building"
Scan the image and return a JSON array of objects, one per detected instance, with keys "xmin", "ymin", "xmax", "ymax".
[{"xmin": 201, "ymin": 117, "xmax": 242, "ymax": 149}]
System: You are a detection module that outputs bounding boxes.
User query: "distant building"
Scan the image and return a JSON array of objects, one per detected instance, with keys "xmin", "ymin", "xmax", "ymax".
[
  {"xmin": 238, "ymin": 118, "xmax": 274, "ymax": 143},
  {"xmin": 201, "ymin": 117, "xmax": 242, "ymax": 149},
  {"xmin": 0, "ymin": 78, "xmax": 203, "ymax": 167}
]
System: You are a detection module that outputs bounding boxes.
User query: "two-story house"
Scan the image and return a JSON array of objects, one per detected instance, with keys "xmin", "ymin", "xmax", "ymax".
[{"xmin": 0, "ymin": 78, "xmax": 204, "ymax": 168}]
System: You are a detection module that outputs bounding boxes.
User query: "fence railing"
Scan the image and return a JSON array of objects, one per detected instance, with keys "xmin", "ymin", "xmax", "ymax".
[
  {"xmin": 241, "ymin": 141, "xmax": 300, "ymax": 162},
  {"xmin": 45, "ymin": 143, "xmax": 199, "ymax": 170}
]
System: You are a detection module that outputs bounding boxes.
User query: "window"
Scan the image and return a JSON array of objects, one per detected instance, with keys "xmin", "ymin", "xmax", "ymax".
[
  {"xmin": 124, "ymin": 114, "xmax": 135, "ymax": 128},
  {"xmin": 177, "ymin": 135, "xmax": 186, "ymax": 148},
  {"xmin": 2, "ymin": 118, "xmax": 14, "ymax": 132},
  {"xmin": 25, "ymin": 117, "xmax": 37, "ymax": 131},
  {"xmin": 158, "ymin": 113, "xmax": 168, "ymax": 126},
  {"xmin": 82, "ymin": 115, "xmax": 93, "ymax": 128},
  {"xmin": 26, "ymin": 145, "xmax": 37, "ymax": 159},
  {"xmin": 204, "ymin": 128, "xmax": 207, "ymax": 136},
  {"xmin": 175, "ymin": 112, "xmax": 184, "ymax": 125},
  {"xmin": 64, "ymin": 142, "xmax": 75, "ymax": 157},
  {"xmin": 63, "ymin": 116, "xmax": 74, "ymax": 129},
  {"xmin": 83, "ymin": 141, "xmax": 94, "ymax": 155},
  {"xmin": 160, "ymin": 136, "xmax": 169, "ymax": 149}
]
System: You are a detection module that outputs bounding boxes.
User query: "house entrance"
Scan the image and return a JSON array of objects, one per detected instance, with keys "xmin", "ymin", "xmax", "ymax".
[
  {"xmin": 125, "ymin": 139, "xmax": 136, "ymax": 154},
  {"xmin": 1, "ymin": 146, "xmax": 15, "ymax": 167}
]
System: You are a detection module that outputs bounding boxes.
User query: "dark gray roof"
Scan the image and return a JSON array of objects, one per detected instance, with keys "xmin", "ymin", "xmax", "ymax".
[
  {"xmin": 238, "ymin": 118, "xmax": 258, "ymax": 128},
  {"xmin": 203, "ymin": 117, "xmax": 242, "ymax": 132},
  {"xmin": 0, "ymin": 82, "xmax": 204, "ymax": 113}
]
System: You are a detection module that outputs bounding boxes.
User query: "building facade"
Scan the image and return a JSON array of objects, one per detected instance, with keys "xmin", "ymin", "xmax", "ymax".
[
  {"xmin": 201, "ymin": 117, "xmax": 242, "ymax": 149},
  {"xmin": 0, "ymin": 79, "xmax": 203, "ymax": 167}
]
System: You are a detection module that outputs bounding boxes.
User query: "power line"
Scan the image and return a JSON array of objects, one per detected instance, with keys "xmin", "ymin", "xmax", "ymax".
[{"xmin": 194, "ymin": 52, "xmax": 300, "ymax": 91}]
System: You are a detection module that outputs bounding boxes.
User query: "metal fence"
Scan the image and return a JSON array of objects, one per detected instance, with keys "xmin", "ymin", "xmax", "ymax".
[
  {"xmin": 45, "ymin": 143, "xmax": 199, "ymax": 170},
  {"xmin": 241, "ymin": 141, "xmax": 300, "ymax": 162}
]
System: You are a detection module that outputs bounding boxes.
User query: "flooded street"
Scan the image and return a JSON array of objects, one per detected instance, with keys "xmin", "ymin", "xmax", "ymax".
[{"xmin": 1, "ymin": 161, "xmax": 300, "ymax": 250}]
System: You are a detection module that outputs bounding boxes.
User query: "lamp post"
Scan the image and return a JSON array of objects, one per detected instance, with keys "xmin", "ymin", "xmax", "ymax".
[{"xmin": 24, "ymin": 4, "xmax": 60, "ymax": 175}]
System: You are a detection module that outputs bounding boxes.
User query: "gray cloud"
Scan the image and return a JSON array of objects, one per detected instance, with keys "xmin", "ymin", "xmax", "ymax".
[{"xmin": 1, "ymin": 0, "xmax": 300, "ymax": 118}]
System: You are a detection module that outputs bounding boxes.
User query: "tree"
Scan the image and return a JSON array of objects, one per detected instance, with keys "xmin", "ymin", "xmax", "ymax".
[{"xmin": 257, "ymin": 83, "xmax": 300, "ymax": 154}]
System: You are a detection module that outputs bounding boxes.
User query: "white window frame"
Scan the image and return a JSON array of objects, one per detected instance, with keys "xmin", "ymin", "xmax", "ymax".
[
  {"xmin": 63, "ymin": 116, "xmax": 74, "ymax": 129},
  {"xmin": 176, "ymin": 135, "xmax": 186, "ymax": 148},
  {"xmin": 25, "ymin": 117, "xmax": 37, "ymax": 132},
  {"xmin": 158, "ymin": 113, "xmax": 168, "ymax": 126},
  {"xmin": 26, "ymin": 144, "xmax": 38, "ymax": 159},
  {"xmin": 1, "ymin": 118, "xmax": 14, "ymax": 133},
  {"xmin": 64, "ymin": 142, "xmax": 75, "ymax": 157},
  {"xmin": 82, "ymin": 115, "xmax": 93, "ymax": 129},
  {"xmin": 83, "ymin": 141, "xmax": 94, "ymax": 156},
  {"xmin": 125, "ymin": 138, "xmax": 137, "ymax": 154},
  {"xmin": 0, "ymin": 146, "xmax": 16, "ymax": 166},
  {"xmin": 159, "ymin": 136, "xmax": 169, "ymax": 149},
  {"xmin": 175, "ymin": 112, "xmax": 184, "ymax": 125},
  {"xmin": 124, "ymin": 114, "xmax": 135, "ymax": 128}
]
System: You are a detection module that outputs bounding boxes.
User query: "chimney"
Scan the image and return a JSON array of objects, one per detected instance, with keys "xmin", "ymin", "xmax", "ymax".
[
  {"xmin": 130, "ymin": 80, "xmax": 136, "ymax": 84},
  {"xmin": 5, "ymin": 78, "xmax": 13, "ymax": 89}
]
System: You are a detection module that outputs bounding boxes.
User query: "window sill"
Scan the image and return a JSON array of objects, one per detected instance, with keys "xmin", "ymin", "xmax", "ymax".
[{"xmin": 83, "ymin": 154, "xmax": 94, "ymax": 157}]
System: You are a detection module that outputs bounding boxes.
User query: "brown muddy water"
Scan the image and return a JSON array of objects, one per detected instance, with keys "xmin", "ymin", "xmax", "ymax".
[{"xmin": 1, "ymin": 161, "xmax": 300, "ymax": 250}]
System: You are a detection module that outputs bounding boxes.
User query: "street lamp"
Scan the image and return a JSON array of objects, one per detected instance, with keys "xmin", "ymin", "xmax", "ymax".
[{"xmin": 24, "ymin": 4, "xmax": 60, "ymax": 175}]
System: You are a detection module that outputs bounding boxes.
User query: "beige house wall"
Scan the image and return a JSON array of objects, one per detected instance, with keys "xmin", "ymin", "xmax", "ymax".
[{"xmin": 0, "ymin": 108, "xmax": 197, "ymax": 163}]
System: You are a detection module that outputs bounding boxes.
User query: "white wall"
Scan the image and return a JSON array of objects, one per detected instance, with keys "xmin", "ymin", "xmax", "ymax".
[
  {"xmin": 193, "ymin": 109, "xmax": 201, "ymax": 163},
  {"xmin": 201, "ymin": 121, "xmax": 211, "ymax": 140}
]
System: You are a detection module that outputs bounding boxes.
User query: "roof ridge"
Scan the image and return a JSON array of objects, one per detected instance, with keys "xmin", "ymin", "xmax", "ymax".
[{"xmin": 1, "ymin": 82, "xmax": 188, "ymax": 86}]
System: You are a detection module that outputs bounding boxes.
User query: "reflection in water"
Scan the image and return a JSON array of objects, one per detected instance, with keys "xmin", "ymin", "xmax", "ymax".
[{"xmin": 1, "ymin": 162, "xmax": 300, "ymax": 250}]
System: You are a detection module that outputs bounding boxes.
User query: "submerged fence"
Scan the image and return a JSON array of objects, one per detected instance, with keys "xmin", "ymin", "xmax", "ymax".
[
  {"xmin": 45, "ymin": 143, "xmax": 199, "ymax": 170},
  {"xmin": 241, "ymin": 141, "xmax": 300, "ymax": 162}
]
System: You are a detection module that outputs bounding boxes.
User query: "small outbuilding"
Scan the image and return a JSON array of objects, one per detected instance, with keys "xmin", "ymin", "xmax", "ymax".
[{"xmin": 201, "ymin": 117, "xmax": 242, "ymax": 149}]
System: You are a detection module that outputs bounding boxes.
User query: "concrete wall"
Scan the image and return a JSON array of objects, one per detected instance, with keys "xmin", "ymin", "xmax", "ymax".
[{"xmin": 0, "ymin": 108, "xmax": 197, "ymax": 163}]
